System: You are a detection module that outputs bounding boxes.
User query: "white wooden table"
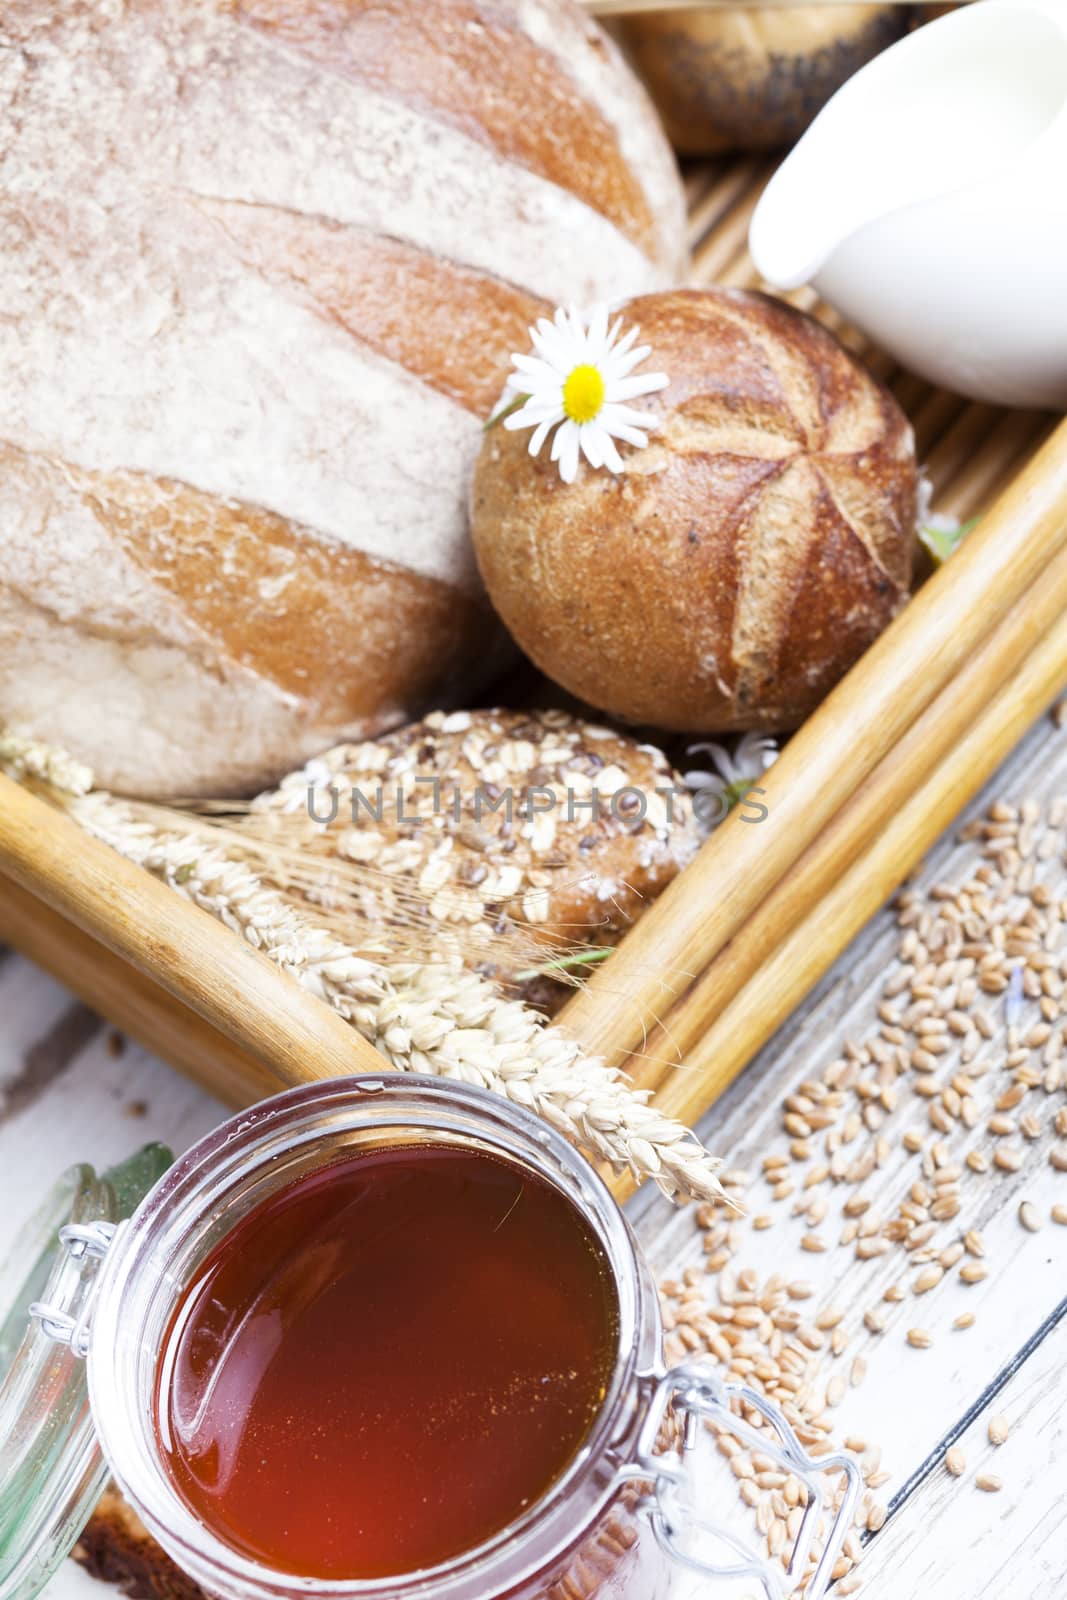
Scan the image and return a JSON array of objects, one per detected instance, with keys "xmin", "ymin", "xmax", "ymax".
[{"xmin": 3, "ymin": 709, "xmax": 1066, "ymax": 1600}]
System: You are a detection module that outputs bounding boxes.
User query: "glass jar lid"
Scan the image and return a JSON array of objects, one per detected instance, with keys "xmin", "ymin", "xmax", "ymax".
[{"xmin": 0, "ymin": 1145, "xmax": 172, "ymax": 1600}]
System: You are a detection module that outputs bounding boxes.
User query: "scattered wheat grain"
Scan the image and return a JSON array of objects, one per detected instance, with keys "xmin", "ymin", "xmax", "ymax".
[{"xmin": 988, "ymin": 1415, "xmax": 1010, "ymax": 1446}]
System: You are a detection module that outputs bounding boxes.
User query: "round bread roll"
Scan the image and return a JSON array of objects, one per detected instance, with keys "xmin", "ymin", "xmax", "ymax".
[
  {"xmin": 471, "ymin": 288, "xmax": 918, "ymax": 734},
  {"xmin": 617, "ymin": 5, "xmax": 906, "ymax": 154},
  {"xmin": 257, "ymin": 708, "xmax": 700, "ymax": 950},
  {"xmin": 0, "ymin": 0, "xmax": 686, "ymax": 798}
]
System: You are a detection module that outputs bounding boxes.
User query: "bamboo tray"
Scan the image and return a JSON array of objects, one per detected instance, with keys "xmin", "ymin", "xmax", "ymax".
[{"xmin": 1, "ymin": 156, "xmax": 1065, "ymax": 1197}]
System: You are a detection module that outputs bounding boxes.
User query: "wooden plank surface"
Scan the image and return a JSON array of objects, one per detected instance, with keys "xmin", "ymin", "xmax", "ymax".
[{"xmin": 630, "ymin": 701, "xmax": 1067, "ymax": 1597}]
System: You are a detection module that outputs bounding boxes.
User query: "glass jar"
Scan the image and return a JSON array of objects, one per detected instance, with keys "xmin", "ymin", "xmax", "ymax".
[{"xmin": 0, "ymin": 1077, "xmax": 859, "ymax": 1600}]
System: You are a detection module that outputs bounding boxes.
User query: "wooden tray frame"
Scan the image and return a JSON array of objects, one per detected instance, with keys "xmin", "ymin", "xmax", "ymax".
[{"xmin": 1, "ymin": 157, "xmax": 1065, "ymax": 1191}]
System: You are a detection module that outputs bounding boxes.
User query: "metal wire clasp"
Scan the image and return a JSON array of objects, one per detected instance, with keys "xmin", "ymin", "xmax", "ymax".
[
  {"xmin": 625, "ymin": 1360, "xmax": 861, "ymax": 1600},
  {"xmin": 28, "ymin": 1221, "xmax": 118, "ymax": 1359}
]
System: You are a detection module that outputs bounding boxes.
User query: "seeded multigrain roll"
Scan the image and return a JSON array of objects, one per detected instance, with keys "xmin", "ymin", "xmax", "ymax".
[{"xmin": 255, "ymin": 709, "xmax": 701, "ymax": 949}]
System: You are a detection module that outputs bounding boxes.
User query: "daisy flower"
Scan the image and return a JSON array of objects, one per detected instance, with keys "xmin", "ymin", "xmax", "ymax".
[
  {"xmin": 499, "ymin": 303, "xmax": 669, "ymax": 485},
  {"xmin": 683, "ymin": 732, "xmax": 778, "ymax": 831}
]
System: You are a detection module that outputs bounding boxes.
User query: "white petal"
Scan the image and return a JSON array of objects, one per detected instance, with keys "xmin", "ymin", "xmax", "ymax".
[
  {"xmin": 580, "ymin": 423, "xmax": 606, "ymax": 469},
  {"xmin": 605, "ymin": 372, "xmax": 670, "ymax": 403},
  {"xmin": 511, "ymin": 352, "xmax": 557, "ymax": 378},
  {"xmin": 511, "ymin": 397, "xmax": 566, "ymax": 424},
  {"xmin": 687, "ymin": 742, "xmax": 735, "ymax": 782},
  {"xmin": 602, "ymin": 420, "xmax": 649, "ymax": 448},
  {"xmin": 602, "ymin": 341, "xmax": 652, "ymax": 381},
  {"xmin": 614, "ymin": 324, "xmax": 641, "ymax": 358},
  {"xmin": 560, "ymin": 306, "xmax": 584, "ymax": 344},
  {"xmin": 553, "ymin": 420, "xmax": 581, "ymax": 484},
  {"xmin": 502, "ymin": 406, "xmax": 535, "ymax": 432},
  {"xmin": 504, "ymin": 400, "xmax": 563, "ymax": 433},
  {"xmin": 513, "ymin": 383, "xmax": 565, "ymax": 413},
  {"xmin": 600, "ymin": 403, "xmax": 660, "ymax": 431},
  {"xmin": 531, "ymin": 321, "xmax": 573, "ymax": 371},
  {"xmin": 603, "ymin": 315, "xmax": 624, "ymax": 355},
  {"xmin": 683, "ymin": 773, "xmax": 728, "ymax": 796},
  {"xmin": 502, "ymin": 401, "xmax": 536, "ymax": 430},
  {"xmin": 533, "ymin": 320, "xmax": 577, "ymax": 373},
  {"xmin": 584, "ymin": 304, "xmax": 611, "ymax": 363},
  {"xmin": 599, "ymin": 432, "xmax": 625, "ymax": 474},
  {"xmin": 528, "ymin": 417, "xmax": 555, "ymax": 456}
]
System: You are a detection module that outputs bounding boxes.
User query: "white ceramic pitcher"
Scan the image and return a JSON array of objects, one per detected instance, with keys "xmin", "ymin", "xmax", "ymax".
[{"xmin": 749, "ymin": 0, "xmax": 1067, "ymax": 409}]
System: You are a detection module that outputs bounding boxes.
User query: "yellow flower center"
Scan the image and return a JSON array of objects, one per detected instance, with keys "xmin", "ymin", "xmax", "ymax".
[{"xmin": 562, "ymin": 364, "xmax": 606, "ymax": 425}]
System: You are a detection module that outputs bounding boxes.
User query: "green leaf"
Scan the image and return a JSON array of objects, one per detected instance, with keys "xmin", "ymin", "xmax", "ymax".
[
  {"xmin": 919, "ymin": 514, "xmax": 980, "ymax": 566},
  {"xmin": 513, "ymin": 947, "xmax": 614, "ymax": 983},
  {"xmin": 483, "ymin": 394, "xmax": 527, "ymax": 432}
]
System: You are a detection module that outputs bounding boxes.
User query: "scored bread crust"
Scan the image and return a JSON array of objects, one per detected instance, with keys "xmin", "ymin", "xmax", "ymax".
[
  {"xmin": 471, "ymin": 287, "xmax": 918, "ymax": 735},
  {"xmin": 0, "ymin": 443, "xmax": 507, "ymax": 797},
  {"xmin": 0, "ymin": 0, "xmax": 687, "ymax": 797}
]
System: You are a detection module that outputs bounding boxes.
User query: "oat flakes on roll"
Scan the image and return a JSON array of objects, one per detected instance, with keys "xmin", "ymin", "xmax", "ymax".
[
  {"xmin": 256, "ymin": 708, "xmax": 700, "ymax": 952},
  {"xmin": 471, "ymin": 288, "xmax": 918, "ymax": 734},
  {"xmin": 0, "ymin": 0, "xmax": 686, "ymax": 798}
]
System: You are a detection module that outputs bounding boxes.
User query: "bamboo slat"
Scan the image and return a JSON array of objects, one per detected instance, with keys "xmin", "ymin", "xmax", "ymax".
[
  {"xmin": 0, "ymin": 873, "xmax": 281, "ymax": 1109},
  {"xmin": 0, "ymin": 775, "xmax": 385, "ymax": 1087},
  {"xmin": 620, "ymin": 522, "xmax": 1067, "ymax": 1096},
  {"xmin": 558, "ymin": 418, "xmax": 1067, "ymax": 1065}
]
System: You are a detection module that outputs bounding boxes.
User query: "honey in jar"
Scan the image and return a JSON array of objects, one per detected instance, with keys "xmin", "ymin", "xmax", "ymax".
[{"xmin": 154, "ymin": 1143, "xmax": 620, "ymax": 1581}]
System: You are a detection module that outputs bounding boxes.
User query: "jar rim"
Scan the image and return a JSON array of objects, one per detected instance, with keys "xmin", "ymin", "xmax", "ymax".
[{"xmin": 88, "ymin": 1076, "xmax": 657, "ymax": 1600}]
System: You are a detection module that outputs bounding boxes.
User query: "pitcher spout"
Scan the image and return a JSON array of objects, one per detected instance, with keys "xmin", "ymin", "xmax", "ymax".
[{"xmin": 751, "ymin": 0, "xmax": 1067, "ymax": 291}]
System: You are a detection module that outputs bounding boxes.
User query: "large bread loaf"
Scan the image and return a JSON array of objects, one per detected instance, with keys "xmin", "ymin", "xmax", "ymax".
[{"xmin": 0, "ymin": 0, "xmax": 686, "ymax": 796}]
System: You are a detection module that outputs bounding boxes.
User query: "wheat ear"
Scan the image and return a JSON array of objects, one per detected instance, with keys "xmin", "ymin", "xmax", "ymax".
[{"xmin": 2, "ymin": 735, "xmax": 724, "ymax": 1204}]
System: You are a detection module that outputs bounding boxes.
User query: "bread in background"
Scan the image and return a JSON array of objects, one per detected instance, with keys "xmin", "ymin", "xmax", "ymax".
[{"xmin": 616, "ymin": 4, "xmax": 906, "ymax": 155}]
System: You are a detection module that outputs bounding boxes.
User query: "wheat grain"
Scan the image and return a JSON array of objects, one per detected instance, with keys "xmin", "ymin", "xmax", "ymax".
[
  {"xmin": 0, "ymin": 731, "xmax": 93, "ymax": 795},
  {"xmin": 975, "ymin": 1473, "xmax": 1002, "ymax": 1493},
  {"xmin": 945, "ymin": 1447, "xmax": 967, "ymax": 1477},
  {"xmin": 987, "ymin": 1415, "xmax": 1010, "ymax": 1446}
]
